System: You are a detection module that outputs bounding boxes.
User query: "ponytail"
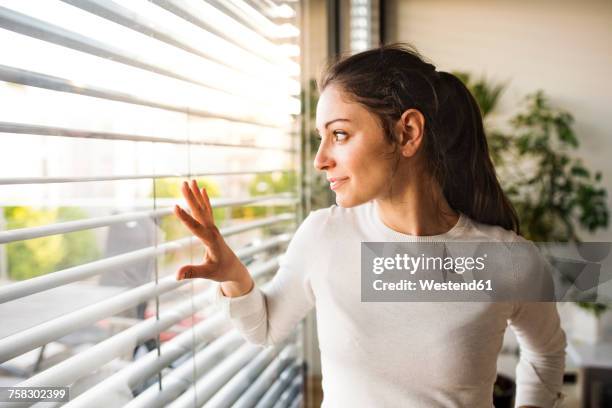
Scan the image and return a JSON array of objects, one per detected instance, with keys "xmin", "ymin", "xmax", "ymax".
[{"xmin": 434, "ymin": 71, "xmax": 519, "ymax": 233}]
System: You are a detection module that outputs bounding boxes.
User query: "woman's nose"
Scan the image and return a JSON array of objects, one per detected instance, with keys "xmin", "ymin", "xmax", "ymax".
[{"xmin": 313, "ymin": 142, "xmax": 334, "ymax": 171}]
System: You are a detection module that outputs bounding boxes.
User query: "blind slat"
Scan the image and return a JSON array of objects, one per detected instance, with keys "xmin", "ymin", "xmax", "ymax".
[
  {"xmin": 0, "ymin": 207, "xmax": 293, "ymax": 244},
  {"xmin": 0, "ymin": 173, "xmax": 297, "ymax": 186},
  {"xmin": 0, "ymin": 65, "xmax": 283, "ymax": 127},
  {"xmin": 0, "ymin": 122, "xmax": 297, "ymax": 152}
]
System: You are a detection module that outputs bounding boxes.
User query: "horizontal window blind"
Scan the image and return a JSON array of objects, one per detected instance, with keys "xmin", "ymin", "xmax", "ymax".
[{"xmin": 0, "ymin": 0, "xmax": 304, "ymax": 407}]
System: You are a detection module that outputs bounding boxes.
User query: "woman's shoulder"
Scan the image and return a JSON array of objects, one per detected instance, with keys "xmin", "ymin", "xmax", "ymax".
[
  {"xmin": 461, "ymin": 214, "xmax": 523, "ymax": 243},
  {"xmin": 297, "ymin": 205, "xmax": 335, "ymax": 236},
  {"xmin": 462, "ymin": 217, "xmax": 550, "ymax": 293}
]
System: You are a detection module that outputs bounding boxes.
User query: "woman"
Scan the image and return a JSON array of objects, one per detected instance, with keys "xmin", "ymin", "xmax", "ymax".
[{"xmin": 174, "ymin": 44, "xmax": 566, "ymax": 408}]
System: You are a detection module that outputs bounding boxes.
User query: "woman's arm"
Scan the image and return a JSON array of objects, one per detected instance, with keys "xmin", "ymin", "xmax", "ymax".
[
  {"xmin": 505, "ymin": 238, "xmax": 566, "ymax": 408},
  {"xmin": 214, "ymin": 210, "xmax": 328, "ymax": 346},
  {"xmin": 508, "ymin": 301, "xmax": 566, "ymax": 408}
]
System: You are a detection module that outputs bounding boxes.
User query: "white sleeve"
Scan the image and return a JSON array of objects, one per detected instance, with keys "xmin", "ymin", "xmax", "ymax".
[
  {"xmin": 509, "ymin": 239, "xmax": 567, "ymax": 408},
  {"xmin": 509, "ymin": 301, "xmax": 566, "ymax": 408},
  {"xmin": 213, "ymin": 208, "xmax": 330, "ymax": 346}
]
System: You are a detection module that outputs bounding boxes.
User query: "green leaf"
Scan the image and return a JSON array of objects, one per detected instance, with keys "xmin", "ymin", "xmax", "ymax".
[
  {"xmin": 557, "ymin": 122, "xmax": 578, "ymax": 147},
  {"xmin": 570, "ymin": 165, "xmax": 590, "ymax": 178}
]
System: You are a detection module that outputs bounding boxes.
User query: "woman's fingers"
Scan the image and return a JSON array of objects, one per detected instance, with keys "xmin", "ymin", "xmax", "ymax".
[
  {"xmin": 200, "ymin": 186, "xmax": 214, "ymax": 220},
  {"xmin": 181, "ymin": 181, "xmax": 207, "ymax": 224},
  {"xmin": 190, "ymin": 179, "xmax": 207, "ymax": 212},
  {"xmin": 174, "ymin": 205, "xmax": 212, "ymax": 244},
  {"xmin": 174, "ymin": 180, "xmax": 227, "ymax": 282}
]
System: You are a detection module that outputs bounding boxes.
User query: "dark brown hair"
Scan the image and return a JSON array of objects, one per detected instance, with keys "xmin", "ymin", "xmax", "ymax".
[{"xmin": 319, "ymin": 43, "xmax": 519, "ymax": 233}]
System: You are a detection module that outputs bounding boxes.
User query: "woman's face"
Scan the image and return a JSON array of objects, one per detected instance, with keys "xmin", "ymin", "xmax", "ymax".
[{"xmin": 314, "ymin": 84, "xmax": 398, "ymax": 207}]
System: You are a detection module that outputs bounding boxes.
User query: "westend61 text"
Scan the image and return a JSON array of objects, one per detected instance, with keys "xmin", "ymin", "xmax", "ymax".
[{"xmin": 373, "ymin": 279, "xmax": 493, "ymax": 292}]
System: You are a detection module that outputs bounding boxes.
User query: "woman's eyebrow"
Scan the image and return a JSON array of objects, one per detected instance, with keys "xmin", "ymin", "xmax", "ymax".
[{"xmin": 316, "ymin": 118, "xmax": 351, "ymax": 133}]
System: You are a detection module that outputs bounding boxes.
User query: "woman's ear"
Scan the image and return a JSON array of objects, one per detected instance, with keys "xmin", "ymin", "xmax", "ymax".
[{"xmin": 395, "ymin": 109, "xmax": 425, "ymax": 158}]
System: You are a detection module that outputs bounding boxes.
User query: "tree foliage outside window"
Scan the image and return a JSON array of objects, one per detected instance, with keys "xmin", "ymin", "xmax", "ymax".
[
  {"xmin": 241, "ymin": 171, "xmax": 297, "ymax": 218},
  {"xmin": 4, "ymin": 206, "xmax": 99, "ymax": 281}
]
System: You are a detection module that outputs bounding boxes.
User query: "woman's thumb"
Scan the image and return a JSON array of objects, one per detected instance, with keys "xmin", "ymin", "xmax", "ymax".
[{"xmin": 177, "ymin": 264, "xmax": 212, "ymax": 280}]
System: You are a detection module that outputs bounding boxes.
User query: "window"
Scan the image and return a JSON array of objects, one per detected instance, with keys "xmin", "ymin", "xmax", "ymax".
[
  {"xmin": 350, "ymin": 0, "xmax": 379, "ymax": 53},
  {"xmin": 0, "ymin": 0, "xmax": 304, "ymax": 406}
]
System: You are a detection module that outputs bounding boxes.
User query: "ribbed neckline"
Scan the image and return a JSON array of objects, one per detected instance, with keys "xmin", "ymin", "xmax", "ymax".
[{"xmin": 368, "ymin": 201, "xmax": 469, "ymax": 242}]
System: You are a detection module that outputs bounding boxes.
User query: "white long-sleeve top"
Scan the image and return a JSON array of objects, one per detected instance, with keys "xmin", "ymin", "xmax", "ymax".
[{"xmin": 215, "ymin": 202, "xmax": 566, "ymax": 407}]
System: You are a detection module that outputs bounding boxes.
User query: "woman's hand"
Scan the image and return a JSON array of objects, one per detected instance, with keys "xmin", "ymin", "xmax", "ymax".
[{"xmin": 174, "ymin": 180, "xmax": 254, "ymax": 297}]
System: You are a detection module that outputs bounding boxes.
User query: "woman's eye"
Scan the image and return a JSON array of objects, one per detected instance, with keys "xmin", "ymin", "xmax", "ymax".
[
  {"xmin": 333, "ymin": 131, "xmax": 348, "ymax": 142},
  {"xmin": 316, "ymin": 131, "xmax": 347, "ymax": 143}
]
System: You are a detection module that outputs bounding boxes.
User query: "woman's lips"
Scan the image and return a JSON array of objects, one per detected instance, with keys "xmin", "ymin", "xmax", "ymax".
[{"xmin": 329, "ymin": 177, "xmax": 349, "ymax": 190}]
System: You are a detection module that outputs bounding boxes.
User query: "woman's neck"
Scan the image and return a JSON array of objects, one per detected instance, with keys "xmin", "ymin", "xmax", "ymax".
[{"xmin": 374, "ymin": 179, "xmax": 459, "ymax": 237}]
